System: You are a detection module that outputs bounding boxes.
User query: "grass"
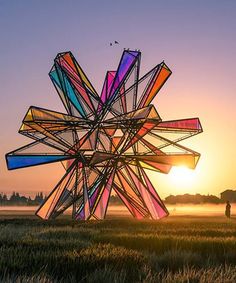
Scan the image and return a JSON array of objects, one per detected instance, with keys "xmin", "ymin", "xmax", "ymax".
[{"xmin": 0, "ymin": 215, "xmax": 235, "ymax": 282}]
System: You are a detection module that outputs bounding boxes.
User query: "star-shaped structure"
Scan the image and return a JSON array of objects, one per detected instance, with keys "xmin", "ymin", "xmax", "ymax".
[{"xmin": 6, "ymin": 50, "xmax": 202, "ymax": 220}]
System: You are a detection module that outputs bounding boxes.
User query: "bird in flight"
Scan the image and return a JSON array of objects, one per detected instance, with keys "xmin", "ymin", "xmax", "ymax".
[{"xmin": 109, "ymin": 41, "xmax": 119, "ymax": 46}]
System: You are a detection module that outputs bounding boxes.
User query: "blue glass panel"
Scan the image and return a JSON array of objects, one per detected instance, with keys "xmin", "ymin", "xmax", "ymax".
[
  {"xmin": 55, "ymin": 64, "xmax": 66, "ymax": 93},
  {"xmin": 7, "ymin": 155, "xmax": 72, "ymax": 170},
  {"xmin": 64, "ymin": 76, "xmax": 86, "ymax": 117},
  {"xmin": 49, "ymin": 69, "xmax": 61, "ymax": 88}
]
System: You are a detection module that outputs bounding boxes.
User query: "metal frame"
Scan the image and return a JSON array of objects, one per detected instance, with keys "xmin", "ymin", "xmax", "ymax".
[{"xmin": 5, "ymin": 50, "xmax": 203, "ymax": 220}]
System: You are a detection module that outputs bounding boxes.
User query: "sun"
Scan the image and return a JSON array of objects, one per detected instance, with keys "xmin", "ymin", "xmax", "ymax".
[{"xmin": 168, "ymin": 166, "xmax": 196, "ymax": 187}]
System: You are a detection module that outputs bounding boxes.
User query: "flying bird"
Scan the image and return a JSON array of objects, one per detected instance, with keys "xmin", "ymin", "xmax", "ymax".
[
  {"xmin": 115, "ymin": 41, "xmax": 119, "ymax": 44},
  {"xmin": 110, "ymin": 43, "xmax": 112, "ymax": 46}
]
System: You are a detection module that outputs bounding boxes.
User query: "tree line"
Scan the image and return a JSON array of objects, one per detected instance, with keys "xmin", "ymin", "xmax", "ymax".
[
  {"xmin": 0, "ymin": 192, "xmax": 46, "ymax": 206},
  {"xmin": 164, "ymin": 193, "xmax": 223, "ymax": 204},
  {"xmin": 0, "ymin": 191, "xmax": 234, "ymax": 206}
]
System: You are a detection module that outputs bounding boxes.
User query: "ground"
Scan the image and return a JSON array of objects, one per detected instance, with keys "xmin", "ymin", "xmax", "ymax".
[{"xmin": 0, "ymin": 213, "xmax": 236, "ymax": 282}]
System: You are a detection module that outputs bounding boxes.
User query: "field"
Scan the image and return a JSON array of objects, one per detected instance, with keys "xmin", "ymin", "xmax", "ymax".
[{"xmin": 0, "ymin": 212, "xmax": 236, "ymax": 282}]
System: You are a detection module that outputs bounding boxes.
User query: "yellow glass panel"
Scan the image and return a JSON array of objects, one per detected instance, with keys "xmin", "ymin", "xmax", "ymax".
[
  {"xmin": 24, "ymin": 109, "xmax": 33, "ymax": 122},
  {"xmin": 19, "ymin": 123, "xmax": 32, "ymax": 132},
  {"xmin": 75, "ymin": 62, "xmax": 97, "ymax": 95},
  {"xmin": 148, "ymin": 105, "xmax": 159, "ymax": 119},
  {"xmin": 138, "ymin": 161, "xmax": 161, "ymax": 172}
]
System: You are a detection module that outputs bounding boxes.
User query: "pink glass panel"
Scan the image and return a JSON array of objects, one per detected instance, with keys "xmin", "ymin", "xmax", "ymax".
[
  {"xmin": 157, "ymin": 118, "xmax": 201, "ymax": 131},
  {"xmin": 94, "ymin": 171, "xmax": 115, "ymax": 219},
  {"xmin": 140, "ymin": 166, "xmax": 168, "ymax": 218},
  {"xmin": 114, "ymin": 188, "xmax": 144, "ymax": 219},
  {"xmin": 126, "ymin": 165, "xmax": 167, "ymax": 219}
]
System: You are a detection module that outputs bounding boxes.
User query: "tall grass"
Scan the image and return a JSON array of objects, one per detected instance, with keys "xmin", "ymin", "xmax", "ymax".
[{"xmin": 0, "ymin": 216, "xmax": 235, "ymax": 282}]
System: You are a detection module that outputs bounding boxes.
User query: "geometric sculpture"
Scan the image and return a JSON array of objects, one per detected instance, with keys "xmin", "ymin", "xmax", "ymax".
[{"xmin": 6, "ymin": 50, "xmax": 202, "ymax": 220}]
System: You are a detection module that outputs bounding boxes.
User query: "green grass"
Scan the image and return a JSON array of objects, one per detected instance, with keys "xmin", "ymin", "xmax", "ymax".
[{"xmin": 0, "ymin": 215, "xmax": 235, "ymax": 282}]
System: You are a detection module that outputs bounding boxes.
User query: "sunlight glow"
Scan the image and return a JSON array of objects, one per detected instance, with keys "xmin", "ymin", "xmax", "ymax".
[{"xmin": 169, "ymin": 166, "xmax": 196, "ymax": 187}]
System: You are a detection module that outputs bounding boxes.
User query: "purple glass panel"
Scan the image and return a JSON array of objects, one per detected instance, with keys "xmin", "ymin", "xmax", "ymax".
[{"xmin": 109, "ymin": 51, "xmax": 139, "ymax": 100}]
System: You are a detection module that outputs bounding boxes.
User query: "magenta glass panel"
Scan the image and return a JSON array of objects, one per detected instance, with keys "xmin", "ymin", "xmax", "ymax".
[
  {"xmin": 100, "ymin": 75, "xmax": 108, "ymax": 104},
  {"xmin": 100, "ymin": 71, "xmax": 116, "ymax": 103},
  {"xmin": 106, "ymin": 71, "xmax": 116, "ymax": 100}
]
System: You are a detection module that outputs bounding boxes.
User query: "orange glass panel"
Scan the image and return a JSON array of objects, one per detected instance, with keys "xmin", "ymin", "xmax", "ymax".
[
  {"xmin": 140, "ymin": 154, "xmax": 199, "ymax": 169},
  {"xmin": 139, "ymin": 64, "xmax": 171, "ymax": 108}
]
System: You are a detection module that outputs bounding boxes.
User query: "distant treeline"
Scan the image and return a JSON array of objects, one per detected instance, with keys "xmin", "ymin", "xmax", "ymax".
[
  {"xmin": 1, "ymin": 191, "xmax": 235, "ymax": 206},
  {"xmin": 0, "ymin": 192, "xmax": 46, "ymax": 206},
  {"xmin": 0, "ymin": 193, "xmax": 122, "ymax": 206},
  {"xmin": 164, "ymin": 193, "xmax": 224, "ymax": 204},
  {"xmin": 110, "ymin": 193, "xmax": 234, "ymax": 204},
  {"xmin": 165, "ymin": 190, "xmax": 236, "ymax": 204},
  {"xmin": 111, "ymin": 194, "xmax": 228, "ymax": 204},
  {"xmin": 110, "ymin": 193, "xmax": 231, "ymax": 204}
]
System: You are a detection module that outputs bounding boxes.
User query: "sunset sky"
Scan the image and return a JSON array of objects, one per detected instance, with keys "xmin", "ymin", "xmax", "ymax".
[{"xmin": 0, "ymin": 0, "xmax": 236, "ymax": 198}]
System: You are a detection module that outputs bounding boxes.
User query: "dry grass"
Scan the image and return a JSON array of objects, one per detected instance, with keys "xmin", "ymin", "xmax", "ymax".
[{"xmin": 0, "ymin": 215, "xmax": 235, "ymax": 282}]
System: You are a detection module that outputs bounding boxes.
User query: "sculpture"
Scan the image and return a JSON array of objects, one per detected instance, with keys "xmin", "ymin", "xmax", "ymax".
[{"xmin": 6, "ymin": 50, "xmax": 202, "ymax": 220}]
